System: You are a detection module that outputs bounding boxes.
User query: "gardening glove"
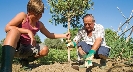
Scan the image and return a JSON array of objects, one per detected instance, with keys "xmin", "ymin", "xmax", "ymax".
[
  {"xmin": 86, "ymin": 50, "xmax": 96, "ymax": 60},
  {"xmin": 66, "ymin": 41, "xmax": 77, "ymax": 48},
  {"xmin": 79, "ymin": 54, "xmax": 92, "ymax": 68},
  {"xmin": 82, "ymin": 54, "xmax": 87, "ymax": 60},
  {"xmin": 85, "ymin": 50, "xmax": 96, "ymax": 68},
  {"xmin": 85, "ymin": 60, "xmax": 93, "ymax": 68}
]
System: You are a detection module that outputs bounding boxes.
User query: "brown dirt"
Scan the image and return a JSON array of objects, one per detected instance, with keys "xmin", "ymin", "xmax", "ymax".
[{"xmin": 12, "ymin": 59, "xmax": 133, "ymax": 72}]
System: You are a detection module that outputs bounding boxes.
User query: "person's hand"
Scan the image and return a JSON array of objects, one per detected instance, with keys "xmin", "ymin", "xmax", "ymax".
[
  {"xmin": 31, "ymin": 38, "xmax": 36, "ymax": 47},
  {"xmin": 65, "ymin": 32, "xmax": 70, "ymax": 39},
  {"xmin": 85, "ymin": 50, "xmax": 96, "ymax": 68},
  {"xmin": 85, "ymin": 50, "xmax": 96, "ymax": 60},
  {"xmin": 27, "ymin": 30, "xmax": 36, "ymax": 46},
  {"xmin": 67, "ymin": 41, "xmax": 73, "ymax": 47},
  {"xmin": 85, "ymin": 54, "xmax": 94, "ymax": 68},
  {"xmin": 85, "ymin": 53, "xmax": 94, "ymax": 60},
  {"xmin": 66, "ymin": 41, "xmax": 77, "ymax": 48}
]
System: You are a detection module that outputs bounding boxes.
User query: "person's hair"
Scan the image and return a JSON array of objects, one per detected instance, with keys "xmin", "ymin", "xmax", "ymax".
[
  {"xmin": 27, "ymin": 0, "xmax": 44, "ymax": 15},
  {"xmin": 83, "ymin": 14, "xmax": 95, "ymax": 22}
]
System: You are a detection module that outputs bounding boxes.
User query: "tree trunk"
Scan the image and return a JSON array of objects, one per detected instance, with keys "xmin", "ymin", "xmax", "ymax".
[{"xmin": 67, "ymin": 17, "xmax": 71, "ymax": 62}]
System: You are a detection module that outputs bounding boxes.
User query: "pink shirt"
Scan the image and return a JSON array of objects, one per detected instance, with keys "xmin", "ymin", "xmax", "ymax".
[{"xmin": 18, "ymin": 17, "xmax": 40, "ymax": 44}]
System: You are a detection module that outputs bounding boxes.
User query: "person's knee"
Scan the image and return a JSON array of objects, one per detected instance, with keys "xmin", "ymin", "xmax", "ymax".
[
  {"xmin": 8, "ymin": 28, "xmax": 21, "ymax": 36},
  {"xmin": 4, "ymin": 28, "xmax": 21, "ymax": 42},
  {"xmin": 97, "ymin": 46, "xmax": 110, "ymax": 59},
  {"xmin": 99, "ymin": 54, "xmax": 108, "ymax": 59},
  {"xmin": 39, "ymin": 46, "xmax": 49, "ymax": 56},
  {"xmin": 3, "ymin": 28, "xmax": 21, "ymax": 48},
  {"xmin": 78, "ymin": 46, "xmax": 82, "ymax": 51},
  {"xmin": 78, "ymin": 47, "xmax": 86, "ymax": 55}
]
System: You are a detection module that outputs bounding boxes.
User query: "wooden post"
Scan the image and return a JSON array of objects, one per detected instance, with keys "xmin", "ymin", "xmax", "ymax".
[
  {"xmin": 68, "ymin": 47, "xmax": 70, "ymax": 62},
  {"xmin": 67, "ymin": 17, "xmax": 71, "ymax": 62}
]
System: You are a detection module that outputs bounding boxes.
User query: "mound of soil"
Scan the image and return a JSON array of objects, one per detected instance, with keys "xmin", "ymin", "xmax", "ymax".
[{"xmin": 12, "ymin": 59, "xmax": 133, "ymax": 72}]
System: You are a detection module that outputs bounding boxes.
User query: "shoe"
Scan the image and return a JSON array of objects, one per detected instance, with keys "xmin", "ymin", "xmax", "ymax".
[
  {"xmin": 79, "ymin": 54, "xmax": 93, "ymax": 68},
  {"xmin": 79, "ymin": 64, "xmax": 85, "ymax": 68},
  {"xmin": 100, "ymin": 59, "xmax": 106, "ymax": 69},
  {"xmin": 78, "ymin": 60, "xmax": 93, "ymax": 68},
  {"xmin": 27, "ymin": 55, "xmax": 38, "ymax": 62},
  {"xmin": 78, "ymin": 60, "xmax": 84, "ymax": 65},
  {"xmin": 19, "ymin": 55, "xmax": 37, "ymax": 71},
  {"xmin": 20, "ymin": 59, "xmax": 29, "ymax": 67},
  {"xmin": 20, "ymin": 58, "xmax": 31, "ymax": 71}
]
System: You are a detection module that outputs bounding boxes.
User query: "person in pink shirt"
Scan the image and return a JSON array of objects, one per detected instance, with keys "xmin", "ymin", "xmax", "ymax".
[{"xmin": 0, "ymin": 0, "xmax": 70, "ymax": 71}]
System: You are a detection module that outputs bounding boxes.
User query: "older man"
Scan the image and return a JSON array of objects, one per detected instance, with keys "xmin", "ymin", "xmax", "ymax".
[{"xmin": 69, "ymin": 14, "xmax": 110, "ymax": 68}]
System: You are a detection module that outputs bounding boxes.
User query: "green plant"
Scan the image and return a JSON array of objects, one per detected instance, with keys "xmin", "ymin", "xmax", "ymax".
[
  {"xmin": 35, "ymin": 34, "xmax": 42, "ymax": 44},
  {"xmin": 44, "ymin": 38, "xmax": 67, "ymax": 50},
  {"xmin": 38, "ymin": 48, "xmax": 77, "ymax": 64},
  {"xmin": 105, "ymin": 29, "xmax": 133, "ymax": 59}
]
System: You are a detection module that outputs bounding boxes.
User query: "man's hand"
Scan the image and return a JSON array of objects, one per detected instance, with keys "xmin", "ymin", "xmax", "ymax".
[
  {"xmin": 67, "ymin": 41, "xmax": 73, "ymax": 47},
  {"xmin": 84, "ymin": 49, "xmax": 96, "ymax": 68},
  {"xmin": 85, "ymin": 54, "xmax": 94, "ymax": 60},
  {"xmin": 85, "ymin": 50, "xmax": 96, "ymax": 60},
  {"xmin": 66, "ymin": 41, "xmax": 77, "ymax": 48}
]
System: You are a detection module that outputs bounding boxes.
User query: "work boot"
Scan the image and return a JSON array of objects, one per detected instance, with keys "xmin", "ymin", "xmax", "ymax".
[
  {"xmin": 100, "ymin": 59, "xmax": 107, "ymax": 69},
  {"xmin": 0, "ymin": 45, "xmax": 15, "ymax": 72},
  {"xmin": 20, "ymin": 58, "xmax": 29, "ymax": 69},
  {"xmin": 20, "ymin": 55, "xmax": 37, "ymax": 70}
]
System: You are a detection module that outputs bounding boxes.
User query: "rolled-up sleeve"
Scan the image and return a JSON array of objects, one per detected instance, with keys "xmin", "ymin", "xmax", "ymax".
[{"xmin": 95, "ymin": 25, "xmax": 105, "ymax": 39}]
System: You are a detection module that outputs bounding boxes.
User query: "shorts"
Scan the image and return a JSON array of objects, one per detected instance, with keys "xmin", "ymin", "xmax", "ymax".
[
  {"xmin": 14, "ymin": 43, "xmax": 45, "ymax": 58},
  {"xmin": 77, "ymin": 41, "xmax": 110, "ymax": 59}
]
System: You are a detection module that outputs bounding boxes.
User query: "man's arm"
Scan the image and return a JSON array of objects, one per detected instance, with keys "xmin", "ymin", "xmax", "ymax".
[
  {"xmin": 91, "ymin": 37, "xmax": 102, "ymax": 51},
  {"xmin": 91, "ymin": 24, "xmax": 105, "ymax": 50}
]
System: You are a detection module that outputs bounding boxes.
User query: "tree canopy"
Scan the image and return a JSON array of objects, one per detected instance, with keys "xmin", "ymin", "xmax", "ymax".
[{"xmin": 48, "ymin": 0, "xmax": 94, "ymax": 28}]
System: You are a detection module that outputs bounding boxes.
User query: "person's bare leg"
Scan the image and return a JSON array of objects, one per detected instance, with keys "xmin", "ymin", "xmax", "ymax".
[
  {"xmin": 4, "ymin": 28, "xmax": 21, "ymax": 48},
  {"xmin": 78, "ymin": 47, "xmax": 86, "ymax": 56},
  {"xmin": 1, "ymin": 29, "xmax": 21, "ymax": 72},
  {"xmin": 20, "ymin": 45, "xmax": 49, "ymax": 69},
  {"xmin": 35, "ymin": 46, "xmax": 49, "ymax": 58}
]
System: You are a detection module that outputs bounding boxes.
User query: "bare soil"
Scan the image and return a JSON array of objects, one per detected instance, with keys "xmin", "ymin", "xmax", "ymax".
[{"xmin": 12, "ymin": 59, "xmax": 133, "ymax": 72}]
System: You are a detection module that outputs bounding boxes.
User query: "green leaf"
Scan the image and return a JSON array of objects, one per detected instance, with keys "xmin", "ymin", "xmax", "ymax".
[{"xmin": 47, "ymin": 0, "xmax": 94, "ymax": 28}]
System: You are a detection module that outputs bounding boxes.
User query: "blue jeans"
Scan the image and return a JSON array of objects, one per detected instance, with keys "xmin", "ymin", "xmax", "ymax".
[{"xmin": 77, "ymin": 41, "xmax": 110, "ymax": 59}]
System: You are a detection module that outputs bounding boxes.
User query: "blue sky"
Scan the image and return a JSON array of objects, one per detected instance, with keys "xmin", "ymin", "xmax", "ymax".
[{"xmin": 0, "ymin": 0, "xmax": 133, "ymax": 42}]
